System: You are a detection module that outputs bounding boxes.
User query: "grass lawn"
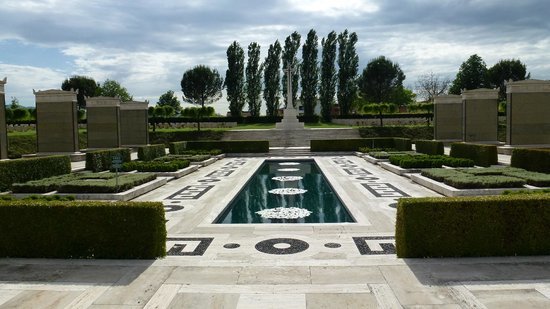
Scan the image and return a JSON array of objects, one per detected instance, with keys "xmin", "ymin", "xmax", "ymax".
[{"xmin": 304, "ymin": 122, "xmax": 355, "ymax": 128}]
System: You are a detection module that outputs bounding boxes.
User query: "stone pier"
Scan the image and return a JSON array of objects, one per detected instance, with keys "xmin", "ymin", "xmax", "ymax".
[
  {"xmin": 86, "ymin": 96, "xmax": 121, "ymax": 149},
  {"xmin": 120, "ymin": 100, "xmax": 149, "ymax": 146},
  {"xmin": 462, "ymin": 88, "xmax": 499, "ymax": 143},
  {"xmin": 434, "ymin": 94, "xmax": 462, "ymax": 141},
  {"xmin": 506, "ymin": 79, "xmax": 550, "ymax": 146},
  {"xmin": 34, "ymin": 89, "xmax": 80, "ymax": 154},
  {"xmin": 0, "ymin": 78, "xmax": 7, "ymax": 159}
]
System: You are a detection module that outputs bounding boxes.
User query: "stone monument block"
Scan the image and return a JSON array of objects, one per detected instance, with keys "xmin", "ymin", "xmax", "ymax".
[
  {"xmin": 462, "ymin": 88, "xmax": 499, "ymax": 143},
  {"xmin": 506, "ymin": 79, "xmax": 550, "ymax": 145},
  {"xmin": 120, "ymin": 101, "xmax": 149, "ymax": 146},
  {"xmin": 34, "ymin": 89, "xmax": 79, "ymax": 153},
  {"xmin": 0, "ymin": 78, "xmax": 7, "ymax": 159},
  {"xmin": 434, "ymin": 95, "xmax": 462, "ymax": 141},
  {"xmin": 86, "ymin": 96, "xmax": 121, "ymax": 149}
]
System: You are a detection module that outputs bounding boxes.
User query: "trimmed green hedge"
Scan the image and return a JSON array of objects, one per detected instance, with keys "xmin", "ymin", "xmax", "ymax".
[
  {"xmin": 0, "ymin": 200, "xmax": 166, "ymax": 258},
  {"xmin": 389, "ymin": 154, "xmax": 475, "ymax": 169},
  {"xmin": 169, "ymin": 141, "xmax": 187, "ymax": 155},
  {"xmin": 123, "ymin": 159, "xmax": 190, "ymax": 172},
  {"xmin": 358, "ymin": 126, "xmax": 433, "ymax": 140},
  {"xmin": 396, "ymin": 194, "xmax": 550, "ymax": 257},
  {"xmin": 414, "ymin": 140, "xmax": 444, "ymax": 155},
  {"xmin": 137, "ymin": 144, "xmax": 166, "ymax": 161},
  {"xmin": 182, "ymin": 140, "xmax": 268, "ymax": 153},
  {"xmin": 0, "ymin": 155, "xmax": 71, "ymax": 192},
  {"xmin": 149, "ymin": 130, "xmax": 223, "ymax": 145},
  {"xmin": 450, "ymin": 143, "xmax": 498, "ymax": 167},
  {"xmin": 420, "ymin": 167, "xmax": 545, "ymax": 189},
  {"xmin": 311, "ymin": 138, "xmax": 412, "ymax": 152},
  {"xmin": 511, "ymin": 148, "xmax": 550, "ymax": 173},
  {"xmin": 85, "ymin": 148, "xmax": 132, "ymax": 172}
]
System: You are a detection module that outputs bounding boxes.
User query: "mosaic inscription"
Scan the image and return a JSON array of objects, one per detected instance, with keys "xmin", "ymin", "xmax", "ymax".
[
  {"xmin": 352, "ymin": 236, "xmax": 396, "ymax": 255},
  {"xmin": 362, "ymin": 183, "xmax": 410, "ymax": 198},
  {"xmin": 166, "ymin": 237, "xmax": 214, "ymax": 256},
  {"xmin": 167, "ymin": 185, "xmax": 214, "ymax": 200}
]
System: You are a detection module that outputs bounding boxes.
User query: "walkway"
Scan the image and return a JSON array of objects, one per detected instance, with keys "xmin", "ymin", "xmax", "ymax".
[{"xmin": 3, "ymin": 154, "xmax": 550, "ymax": 308}]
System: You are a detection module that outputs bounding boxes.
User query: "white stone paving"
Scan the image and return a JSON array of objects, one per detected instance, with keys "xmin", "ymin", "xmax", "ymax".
[{"xmin": 2, "ymin": 154, "xmax": 550, "ymax": 308}]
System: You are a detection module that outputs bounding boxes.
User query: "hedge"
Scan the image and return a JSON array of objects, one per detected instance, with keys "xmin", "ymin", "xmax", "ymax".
[
  {"xmin": 396, "ymin": 194, "xmax": 550, "ymax": 257},
  {"xmin": 358, "ymin": 126, "xmax": 433, "ymax": 140},
  {"xmin": 311, "ymin": 138, "xmax": 411, "ymax": 152},
  {"xmin": 137, "ymin": 144, "xmax": 166, "ymax": 161},
  {"xmin": 511, "ymin": 148, "xmax": 550, "ymax": 173},
  {"xmin": 0, "ymin": 200, "xmax": 166, "ymax": 258},
  {"xmin": 414, "ymin": 140, "xmax": 444, "ymax": 155},
  {"xmin": 449, "ymin": 143, "xmax": 498, "ymax": 167},
  {"xmin": 0, "ymin": 155, "xmax": 71, "ymax": 192},
  {"xmin": 85, "ymin": 148, "xmax": 132, "ymax": 172},
  {"xmin": 180, "ymin": 140, "xmax": 269, "ymax": 153},
  {"xmin": 422, "ymin": 167, "xmax": 549, "ymax": 188},
  {"xmin": 123, "ymin": 159, "xmax": 190, "ymax": 172},
  {"xmin": 149, "ymin": 130, "xmax": 224, "ymax": 145}
]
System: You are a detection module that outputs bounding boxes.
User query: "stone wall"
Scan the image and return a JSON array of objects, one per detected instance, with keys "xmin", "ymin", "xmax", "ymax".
[
  {"xmin": 462, "ymin": 88, "xmax": 498, "ymax": 143},
  {"xmin": 434, "ymin": 95, "xmax": 462, "ymax": 141},
  {"xmin": 120, "ymin": 101, "xmax": 148, "ymax": 146},
  {"xmin": 86, "ymin": 96, "xmax": 121, "ymax": 149},
  {"xmin": 0, "ymin": 78, "xmax": 7, "ymax": 159}
]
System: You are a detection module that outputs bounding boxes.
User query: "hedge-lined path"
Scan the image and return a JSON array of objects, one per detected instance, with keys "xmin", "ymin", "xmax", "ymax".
[{"xmin": 4, "ymin": 154, "xmax": 550, "ymax": 308}]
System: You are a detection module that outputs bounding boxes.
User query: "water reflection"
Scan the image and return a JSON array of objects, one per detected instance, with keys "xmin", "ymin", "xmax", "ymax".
[{"xmin": 218, "ymin": 160, "xmax": 355, "ymax": 224}]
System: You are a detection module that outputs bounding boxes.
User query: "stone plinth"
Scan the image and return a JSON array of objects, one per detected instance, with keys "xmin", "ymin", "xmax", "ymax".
[
  {"xmin": 120, "ymin": 101, "xmax": 149, "ymax": 146},
  {"xmin": 434, "ymin": 95, "xmax": 462, "ymax": 141},
  {"xmin": 462, "ymin": 88, "xmax": 498, "ymax": 143},
  {"xmin": 275, "ymin": 107, "xmax": 305, "ymax": 130},
  {"xmin": 86, "ymin": 96, "xmax": 121, "ymax": 149},
  {"xmin": 0, "ymin": 78, "xmax": 7, "ymax": 159},
  {"xmin": 34, "ymin": 89, "xmax": 80, "ymax": 153},
  {"xmin": 506, "ymin": 79, "xmax": 550, "ymax": 145}
]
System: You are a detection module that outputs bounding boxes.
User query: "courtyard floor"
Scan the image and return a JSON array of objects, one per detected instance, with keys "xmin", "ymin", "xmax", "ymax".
[{"xmin": 2, "ymin": 154, "xmax": 550, "ymax": 308}]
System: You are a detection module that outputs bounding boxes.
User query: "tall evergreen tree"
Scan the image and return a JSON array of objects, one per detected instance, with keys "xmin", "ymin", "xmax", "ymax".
[
  {"xmin": 263, "ymin": 40, "xmax": 282, "ymax": 116},
  {"xmin": 449, "ymin": 54, "xmax": 489, "ymax": 94},
  {"xmin": 300, "ymin": 29, "xmax": 319, "ymax": 118},
  {"xmin": 245, "ymin": 42, "xmax": 263, "ymax": 117},
  {"xmin": 319, "ymin": 31, "xmax": 338, "ymax": 122},
  {"xmin": 488, "ymin": 58, "xmax": 529, "ymax": 101},
  {"xmin": 61, "ymin": 75, "xmax": 98, "ymax": 109},
  {"xmin": 337, "ymin": 30, "xmax": 359, "ymax": 116},
  {"xmin": 225, "ymin": 41, "xmax": 246, "ymax": 117},
  {"xmin": 282, "ymin": 31, "xmax": 301, "ymax": 108}
]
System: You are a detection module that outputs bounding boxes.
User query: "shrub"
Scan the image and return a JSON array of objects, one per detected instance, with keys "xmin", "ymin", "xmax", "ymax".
[
  {"xmin": 443, "ymin": 175, "xmax": 525, "ymax": 189},
  {"xmin": 85, "ymin": 148, "xmax": 131, "ymax": 172},
  {"xmin": 122, "ymin": 159, "xmax": 190, "ymax": 172},
  {"xmin": 169, "ymin": 141, "xmax": 187, "ymax": 155},
  {"xmin": 311, "ymin": 138, "xmax": 411, "ymax": 152},
  {"xmin": 358, "ymin": 126, "xmax": 433, "ymax": 140},
  {"xmin": 501, "ymin": 169, "xmax": 550, "ymax": 187},
  {"xmin": 396, "ymin": 194, "xmax": 550, "ymax": 257},
  {"xmin": 390, "ymin": 155, "xmax": 473, "ymax": 169},
  {"xmin": 0, "ymin": 200, "xmax": 166, "ymax": 258},
  {"xmin": 450, "ymin": 143, "xmax": 498, "ymax": 167},
  {"xmin": 149, "ymin": 130, "xmax": 223, "ymax": 145},
  {"xmin": 511, "ymin": 148, "xmax": 550, "ymax": 173},
  {"xmin": 414, "ymin": 140, "xmax": 444, "ymax": 155},
  {"xmin": 137, "ymin": 144, "xmax": 166, "ymax": 161},
  {"xmin": 0, "ymin": 155, "xmax": 71, "ymax": 192},
  {"xmin": 185, "ymin": 140, "xmax": 268, "ymax": 153}
]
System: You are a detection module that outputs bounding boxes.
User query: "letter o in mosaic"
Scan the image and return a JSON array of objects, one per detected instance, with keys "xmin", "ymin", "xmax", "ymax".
[
  {"xmin": 197, "ymin": 179, "xmax": 221, "ymax": 183},
  {"xmin": 255, "ymin": 238, "xmax": 309, "ymax": 255}
]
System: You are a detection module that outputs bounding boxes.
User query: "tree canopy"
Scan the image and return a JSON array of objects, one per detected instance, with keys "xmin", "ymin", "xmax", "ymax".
[
  {"xmin": 449, "ymin": 54, "xmax": 489, "ymax": 94},
  {"xmin": 225, "ymin": 41, "xmax": 246, "ymax": 117},
  {"xmin": 488, "ymin": 58, "xmax": 529, "ymax": 101},
  {"xmin": 61, "ymin": 75, "xmax": 98, "ymax": 109},
  {"xmin": 263, "ymin": 40, "xmax": 282, "ymax": 116},
  {"xmin": 245, "ymin": 42, "xmax": 263, "ymax": 117},
  {"xmin": 282, "ymin": 31, "xmax": 301, "ymax": 108},
  {"xmin": 156, "ymin": 90, "xmax": 181, "ymax": 113},
  {"xmin": 300, "ymin": 29, "xmax": 319, "ymax": 118},
  {"xmin": 415, "ymin": 72, "xmax": 451, "ymax": 102},
  {"xmin": 319, "ymin": 30, "xmax": 338, "ymax": 122},
  {"xmin": 180, "ymin": 65, "xmax": 223, "ymax": 130},
  {"xmin": 98, "ymin": 79, "xmax": 133, "ymax": 102},
  {"xmin": 337, "ymin": 30, "xmax": 359, "ymax": 116}
]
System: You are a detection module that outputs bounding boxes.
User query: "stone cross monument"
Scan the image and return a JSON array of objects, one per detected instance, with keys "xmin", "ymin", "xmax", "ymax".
[
  {"xmin": 0, "ymin": 77, "xmax": 7, "ymax": 159},
  {"xmin": 275, "ymin": 63, "xmax": 304, "ymax": 130}
]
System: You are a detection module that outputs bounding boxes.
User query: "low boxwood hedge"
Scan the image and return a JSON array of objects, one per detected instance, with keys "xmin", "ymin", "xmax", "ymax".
[
  {"xmin": 85, "ymin": 148, "xmax": 132, "ymax": 172},
  {"xmin": 389, "ymin": 155, "xmax": 474, "ymax": 169},
  {"xmin": 185, "ymin": 140, "xmax": 268, "ymax": 153},
  {"xmin": 450, "ymin": 143, "xmax": 498, "ymax": 167},
  {"xmin": 311, "ymin": 138, "xmax": 412, "ymax": 152},
  {"xmin": 396, "ymin": 194, "xmax": 550, "ymax": 257},
  {"xmin": 0, "ymin": 200, "xmax": 166, "ymax": 258},
  {"xmin": 511, "ymin": 148, "xmax": 550, "ymax": 173},
  {"xmin": 0, "ymin": 155, "xmax": 71, "ymax": 192},
  {"xmin": 414, "ymin": 140, "xmax": 444, "ymax": 155},
  {"xmin": 421, "ymin": 167, "xmax": 544, "ymax": 189},
  {"xmin": 137, "ymin": 144, "xmax": 166, "ymax": 161},
  {"xmin": 122, "ymin": 159, "xmax": 190, "ymax": 172},
  {"xmin": 12, "ymin": 172, "xmax": 157, "ymax": 194}
]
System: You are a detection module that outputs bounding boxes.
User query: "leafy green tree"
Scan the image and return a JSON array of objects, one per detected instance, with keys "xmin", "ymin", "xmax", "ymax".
[
  {"xmin": 245, "ymin": 42, "xmax": 263, "ymax": 117},
  {"xmin": 98, "ymin": 79, "xmax": 133, "ymax": 102},
  {"xmin": 180, "ymin": 65, "xmax": 223, "ymax": 131},
  {"xmin": 282, "ymin": 31, "xmax": 301, "ymax": 108},
  {"xmin": 300, "ymin": 29, "xmax": 319, "ymax": 118},
  {"xmin": 358, "ymin": 56, "xmax": 405, "ymax": 126},
  {"xmin": 157, "ymin": 90, "xmax": 181, "ymax": 114},
  {"xmin": 263, "ymin": 40, "xmax": 282, "ymax": 116},
  {"xmin": 225, "ymin": 41, "xmax": 246, "ymax": 117},
  {"xmin": 12, "ymin": 107, "xmax": 29, "ymax": 121},
  {"xmin": 488, "ymin": 59, "xmax": 529, "ymax": 101},
  {"xmin": 337, "ymin": 30, "xmax": 359, "ymax": 116},
  {"xmin": 449, "ymin": 54, "xmax": 489, "ymax": 94},
  {"xmin": 9, "ymin": 97, "xmax": 21, "ymax": 109},
  {"xmin": 319, "ymin": 31, "xmax": 338, "ymax": 122},
  {"xmin": 61, "ymin": 75, "xmax": 99, "ymax": 109}
]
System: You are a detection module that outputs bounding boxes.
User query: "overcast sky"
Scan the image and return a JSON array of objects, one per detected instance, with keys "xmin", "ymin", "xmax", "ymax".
[{"xmin": 1, "ymin": 0, "xmax": 549, "ymax": 113}]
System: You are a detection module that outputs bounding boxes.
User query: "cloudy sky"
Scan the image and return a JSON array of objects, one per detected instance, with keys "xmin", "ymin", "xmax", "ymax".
[{"xmin": 1, "ymin": 0, "xmax": 549, "ymax": 113}]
